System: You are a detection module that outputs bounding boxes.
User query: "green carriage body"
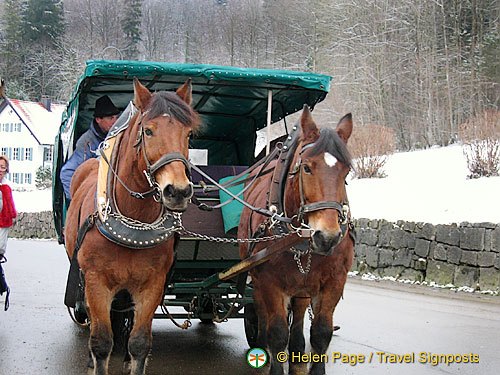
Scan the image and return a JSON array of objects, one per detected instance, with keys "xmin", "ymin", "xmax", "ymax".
[{"xmin": 52, "ymin": 59, "xmax": 331, "ymax": 325}]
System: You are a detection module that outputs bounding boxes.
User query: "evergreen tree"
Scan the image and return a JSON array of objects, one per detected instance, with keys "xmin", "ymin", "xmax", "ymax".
[
  {"xmin": 121, "ymin": 0, "xmax": 143, "ymax": 59},
  {"xmin": 22, "ymin": 0, "xmax": 65, "ymax": 47},
  {"xmin": 1, "ymin": 0, "xmax": 25, "ymax": 81}
]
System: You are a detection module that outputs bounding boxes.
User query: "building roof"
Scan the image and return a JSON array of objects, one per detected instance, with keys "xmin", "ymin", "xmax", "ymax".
[{"xmin": 3, "ymin": 99, "xmax": 65, "ymax": 145}]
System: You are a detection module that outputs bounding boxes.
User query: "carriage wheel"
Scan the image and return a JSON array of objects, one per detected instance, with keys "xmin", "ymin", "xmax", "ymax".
[{"xmin": 244, "ymin": 303, "xmax": 258, "ymax": 348}]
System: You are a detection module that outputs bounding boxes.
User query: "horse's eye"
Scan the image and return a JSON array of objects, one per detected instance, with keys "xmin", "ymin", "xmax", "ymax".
[
  {"xmin": 144, "ymin": 128, "xmax": 153, "ymax": 136},
  {"xmin": 303, "ymin": 165, "xmax": 312, "ymax": 174},
  {"xmin": 187, "ymin": 131, "xmax": 193, "ymax": 139}
]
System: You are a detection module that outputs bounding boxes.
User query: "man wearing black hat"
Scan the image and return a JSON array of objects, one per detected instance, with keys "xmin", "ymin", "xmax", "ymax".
[{"xmin": 60, "ymin": 95, "xmax": 120, "ymax": 200}]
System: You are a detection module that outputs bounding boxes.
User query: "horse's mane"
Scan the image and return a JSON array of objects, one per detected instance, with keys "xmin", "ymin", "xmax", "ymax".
[
  {"xmin": 146, "ymin": 91, "xmax": 200, "ymax": 132},
  {"xmin": 307, "ymin": 128, "xmax": 352, "ymax": 168}
]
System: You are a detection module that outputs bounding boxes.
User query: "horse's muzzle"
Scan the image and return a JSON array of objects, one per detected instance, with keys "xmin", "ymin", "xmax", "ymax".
[
  {"xmin": 162, "ymin": 183, "xmax": 193, "ymax": 211},
  {"xmin": 310, "ymin": 229, "xmax": 343, "ymax": 255}
]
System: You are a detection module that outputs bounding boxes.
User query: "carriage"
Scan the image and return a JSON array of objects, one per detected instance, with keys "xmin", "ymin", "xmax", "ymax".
[{"xmin": 52, "ymin": 60, "xmax": 333, "ymax": 347}]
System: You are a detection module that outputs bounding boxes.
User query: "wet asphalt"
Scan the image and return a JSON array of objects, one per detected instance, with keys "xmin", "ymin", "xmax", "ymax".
[{"xmin": 0, "ymin": 239, "xmax": 499, "ymax": 375}]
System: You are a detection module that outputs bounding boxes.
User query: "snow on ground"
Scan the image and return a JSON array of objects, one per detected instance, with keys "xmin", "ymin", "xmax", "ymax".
[
  {"xmin": 347, "ymin": 144, "xmax": 500, "ymax": 225},
  {"xmin": 11, "ymin": 144, "xmax": 500, "ymax": 225}
]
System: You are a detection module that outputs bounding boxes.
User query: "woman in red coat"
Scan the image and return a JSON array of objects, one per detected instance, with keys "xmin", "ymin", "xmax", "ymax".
[{"xmin": 0, "ymin": 155, "xmax": 17, "ymax": 259}]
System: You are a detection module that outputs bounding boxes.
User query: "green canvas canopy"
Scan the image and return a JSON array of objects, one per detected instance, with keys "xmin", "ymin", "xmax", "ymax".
[
  {"xmin": 53, "ymin": 60, "xmax": 331, "ymax": 241},
  {"xmin": 60, "ymin": 60, "xmax": 331, "ymax": 165}
]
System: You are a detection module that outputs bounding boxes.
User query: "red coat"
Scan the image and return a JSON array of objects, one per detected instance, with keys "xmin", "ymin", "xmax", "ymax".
[{"xmin": 0, "ymin": 184, "xmax": 17, "ymax": 228}]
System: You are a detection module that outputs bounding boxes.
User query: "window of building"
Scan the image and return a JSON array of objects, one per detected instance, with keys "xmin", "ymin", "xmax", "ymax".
[
  {"xmin": 11, "ymin": 173, "xmax": 19, "ymax": 184},
  {"xmin": 1, "ymin": 123, "xmax": 8, "ymax": 132},
  {"xmin": 25, "ymin": 148, "xmax": 32, "ymax": 161},
  {"xmin": 13, "ymin": 148, "xmax": 20, "ymax": 161},
  {"xmin": 1, "ymin": 147, "xmax": 7, "ymax": 156},
  {"xmin": 44, "ymin": 147, "xmax": 53, "ymax": 162},
  {"xmin": 25, "ymin": 173, "xmax": 32, "ymax": 184}
]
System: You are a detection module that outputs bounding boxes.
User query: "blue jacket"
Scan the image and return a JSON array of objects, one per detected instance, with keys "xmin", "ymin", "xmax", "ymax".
[{"xmin": 60, "ymin": 120, "xmax": 106, "ymax": 199}]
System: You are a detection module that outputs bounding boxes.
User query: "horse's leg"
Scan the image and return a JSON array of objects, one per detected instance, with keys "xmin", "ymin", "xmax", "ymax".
[
  {"xmin": 309, "ymin": 290, "xmax": 342, "ymax": 375},
  {"xmin": 127, "ymin": 284, "xmax": 163, "ymax": 375},
  {"xmin": 253, "ymin": 295, "xmax": 268, "ymax": 349},
  {"xmin": 289, "ymin": 297, "xmax": 309, "ymax": 375},
  {"xmin": 86, "ymin": 284, "xmax": 114, "ymax": 375},
  {"xmin": 254, "ymin": 283, "xmax": 290, "ymax": 375}
]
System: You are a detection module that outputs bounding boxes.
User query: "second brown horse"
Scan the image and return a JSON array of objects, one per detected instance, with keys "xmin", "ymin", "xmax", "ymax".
[{"xmin": 239, "ymin": 106, "xmax": 355, "ymax": 375}]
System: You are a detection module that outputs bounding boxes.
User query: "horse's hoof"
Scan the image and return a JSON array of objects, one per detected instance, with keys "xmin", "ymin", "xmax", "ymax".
[
  {"xmin": 122, "ymin": 360, "xmax": 131, "ymax": 374},
  {"xmin": 290, "ymin": 363, "xmax": 308, "ymax": 375}
]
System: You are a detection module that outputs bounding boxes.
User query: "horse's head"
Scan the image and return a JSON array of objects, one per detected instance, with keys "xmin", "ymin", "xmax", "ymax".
[
  {"xmin": 286, "ymin": 106, "xmax": 353, "ymax": 255},
  {"xmin": 132, "ymin": 78, "xmax": 199, "ymax": 211}
]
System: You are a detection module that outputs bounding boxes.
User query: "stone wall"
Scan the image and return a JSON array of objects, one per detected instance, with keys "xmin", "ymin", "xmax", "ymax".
[
  {"xmin": 10, "ymin": 211, "xmax": 57, "ymax": 239},
  {"xmin": 353, "ymin": 219, "xmax": 500, "ymax": 292},
  {"xmin": 8, "ymin": 212, "xmax": 500, "ymax": 292}
]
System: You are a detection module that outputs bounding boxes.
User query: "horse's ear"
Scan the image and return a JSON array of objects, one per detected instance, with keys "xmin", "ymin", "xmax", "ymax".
[
  {"xmin": 176, "ymin": 79, "xmax": 193, "ymax": 105},
  {"xmin": 300, "ymin": 105, "xmax": 320, "ymax": 143},
  {"xmin": 133, "ymin": 77, "xmax": 152, "ymax": 111},
  {"xmin": 336, "ymin": 113, "xmax": 353, "ymax": 144}
]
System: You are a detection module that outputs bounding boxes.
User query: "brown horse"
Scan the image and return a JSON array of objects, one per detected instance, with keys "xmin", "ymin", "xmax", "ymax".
[
  {"xmin": 238, "ymin": 106, "xmax": 354, "ymax": 375},
  {"xmin": 64, "ymin": 79, "xmax": 199, "ymax": 375}
]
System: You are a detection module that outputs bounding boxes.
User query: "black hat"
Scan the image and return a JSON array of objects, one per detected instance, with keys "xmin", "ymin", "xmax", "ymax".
[{"xmin": 94, "ymin": 95, "xmax": 120, "ymax": 118}]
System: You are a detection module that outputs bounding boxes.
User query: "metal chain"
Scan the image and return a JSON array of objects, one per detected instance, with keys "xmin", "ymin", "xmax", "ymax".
[
  {"xmin": 292, "ymin": 246, "xmax": 312, "ymax": 275},
  {"xmin": 107, "ymin": 211, "xmax": 182, "ymax": 232},
  {"xmin": 179, "ymin": 226, "xmax": 295, "ymax": 244}
]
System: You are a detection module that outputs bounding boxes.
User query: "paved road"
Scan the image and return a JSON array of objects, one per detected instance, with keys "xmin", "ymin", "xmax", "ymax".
[{"xmin": 0, "ymin": 239, "xmax": 498, "ymax": 375}]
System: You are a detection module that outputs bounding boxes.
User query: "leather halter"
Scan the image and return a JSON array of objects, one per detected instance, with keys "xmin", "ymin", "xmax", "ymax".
[
  {"xmin": 289, "ymin": 142, "xmax": 350, "ymax": 225},
  {"xmin": 134, "ymin": 111, "xmax": 191, "ymax": 202},
  {"xmin": 264, "ymin": 122, "xmax": 353, "ymax": 253}
]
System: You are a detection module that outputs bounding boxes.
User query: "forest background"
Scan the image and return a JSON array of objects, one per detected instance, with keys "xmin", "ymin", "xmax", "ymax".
[{"xmin": 0, "ymin": 0, "xmax": 499, "ymax": 151}]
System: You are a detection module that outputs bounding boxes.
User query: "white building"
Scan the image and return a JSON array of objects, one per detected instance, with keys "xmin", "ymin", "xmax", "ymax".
[{"xmin": 0, "ymin": 98, "xmax": 65, "ymax": 190}]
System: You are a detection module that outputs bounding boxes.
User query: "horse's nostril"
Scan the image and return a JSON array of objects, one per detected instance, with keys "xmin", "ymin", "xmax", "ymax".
[
  {"xmin": 312, "ymin": 230, "xmax": 342, "ymax": 253},
  {"xmin": 181, "ymin": 184, "xmax": 193, "ymax": 198},
  {"xmin": 164, "ymin": 184, "xmax": 175, "ymax": 198}
]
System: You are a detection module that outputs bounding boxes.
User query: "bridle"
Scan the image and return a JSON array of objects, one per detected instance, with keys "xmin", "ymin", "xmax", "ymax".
[
  {"xmin": 287, "ymin": 141, "xmax": 351, "ymax": 233},
  {"xmin": 133, "ymin": 110, "xmax": 191, "ymax": 202},
  {"xmin": 101, "ymin": 104, "xmax": 191, "ymax": 203}
]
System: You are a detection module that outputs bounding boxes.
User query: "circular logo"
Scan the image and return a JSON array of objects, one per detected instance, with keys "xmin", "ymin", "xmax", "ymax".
[{"xmin": 247, "ymin": 348, "xmax": 268, "ymax": 368}]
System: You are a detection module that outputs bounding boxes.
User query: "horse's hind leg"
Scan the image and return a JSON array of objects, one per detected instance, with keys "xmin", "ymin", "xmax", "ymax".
[
  {"xmin": 289, "ymin": 297, "xmax": 309, "ymax": 375},
  {"xmin": 86, "ymin": 285, "xmax": 114, "ymax": 375}
]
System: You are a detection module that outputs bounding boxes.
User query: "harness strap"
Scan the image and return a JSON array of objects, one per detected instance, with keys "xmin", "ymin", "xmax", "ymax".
[
  {"xmin": 300, "ymin": 201, "xmax": 344, "ymax": 214},
  {"xmin": 199, "ymin": 146, "xmax": 280, "ymax": 193},
  {"xmin": 64, "ymin": 212, "xmax": 97, "ymax": 308},
  {"xmin": 99, "ymin": 141, "xmax": 157, "ymax": 200},
  {"xmin": 149, "ymin": 152, "xmax": 191, "ymax": 177},
  {"xmin": 189, "ymin": 163, "xmax": 292, "ymax": 223},
  {"xmin": 191, "ymin": 149, "xmax": 278, "ymax": 211}
]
